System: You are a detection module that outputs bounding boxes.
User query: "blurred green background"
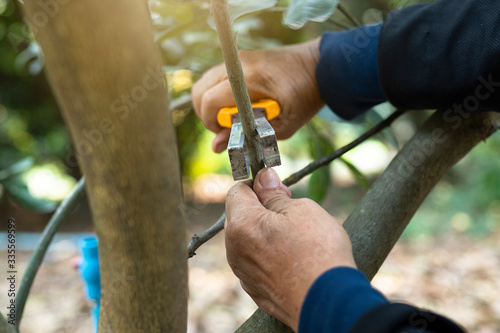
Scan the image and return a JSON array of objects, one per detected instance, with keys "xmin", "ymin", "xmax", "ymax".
[{"xmin": 0, "ymin": 0, "xmax": 499, "ymax": 239}]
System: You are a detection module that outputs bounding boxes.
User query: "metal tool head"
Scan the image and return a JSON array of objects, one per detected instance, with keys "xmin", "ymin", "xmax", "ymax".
[
  {"xmin": 227, "ymin": 122, "xmax": 250, "ymax": 180},
  {"xmin": 227, "ymin": 110, "xmax": 281, "ymax": 180}
]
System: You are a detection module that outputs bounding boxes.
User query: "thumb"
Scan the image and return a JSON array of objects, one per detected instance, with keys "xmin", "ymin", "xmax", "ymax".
[{"xmin": 253, "ymin": 168, "xmax": 292, "ymax": 212}]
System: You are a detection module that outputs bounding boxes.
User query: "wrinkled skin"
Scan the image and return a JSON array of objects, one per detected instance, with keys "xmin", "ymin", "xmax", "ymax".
[
  {"xmin": 192, "ymin": 39, "xmax": 324, "ymax": 153},
  {"xmin": 225, "ymin": 168, "xmax": 356, "ymax": 331},
  {"xmin": 193, "ymin": 40, "xmax": 356, "ymax": 332}
]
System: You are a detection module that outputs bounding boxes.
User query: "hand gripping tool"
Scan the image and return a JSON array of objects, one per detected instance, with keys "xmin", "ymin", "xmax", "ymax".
[{"xmin": 217, "ymin": 99, "xmax": 281, "ymax": 180}]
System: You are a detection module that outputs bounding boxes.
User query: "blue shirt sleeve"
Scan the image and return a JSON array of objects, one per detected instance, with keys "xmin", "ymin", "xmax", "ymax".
[
  {"xmin": 316, "ymin": 24, "xmax": 386, "ymax": 120},
  {"xmin": 298, "ymin": 267, "xmax": 389, "ymax": 333}
]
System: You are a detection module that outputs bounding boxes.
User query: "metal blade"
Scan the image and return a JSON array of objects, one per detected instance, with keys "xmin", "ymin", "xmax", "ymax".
[
  {"xmin": 256, "ymin": 117, "xmax": 281, "ymax": 167},
  {"xmin": 227, "ymin": 122, "xmax": 250, "ymax": 180}
]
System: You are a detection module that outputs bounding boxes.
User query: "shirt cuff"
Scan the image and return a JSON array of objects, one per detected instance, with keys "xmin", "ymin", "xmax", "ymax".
[
  {"xmin": 298, "ymin": 267, "xmax": 389, "ymax": 333},
  {"xmin": 316, "ymin": 24, "xmax": 387, "ymax": 120}
]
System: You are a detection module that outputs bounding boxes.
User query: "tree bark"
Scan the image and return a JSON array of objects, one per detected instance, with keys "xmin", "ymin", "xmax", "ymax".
[
  {"xmin": 236, "ymin": 110, "xmax": 500, "ymax": 332},
  {"xmin": 21, "ymin": 1, "xmax": 187, "ymax": 332}
]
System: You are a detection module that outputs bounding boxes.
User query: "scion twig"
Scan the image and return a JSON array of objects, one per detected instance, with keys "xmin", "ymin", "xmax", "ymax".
[
  {"xmin": 187, "ymin": 212, "xmax": 226, "ymax": 258},
  {"xmin": 211, "ymin": 0, "xmax": 265, "ymax": 179},
  {"xmin": 187, "ymin": 110, "xmax": 405, "ymax": 257}
]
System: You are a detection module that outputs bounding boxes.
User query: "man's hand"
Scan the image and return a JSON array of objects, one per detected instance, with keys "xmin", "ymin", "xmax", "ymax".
[
  {"xmin": 192, "ymin": 39, "xmax": 324, "ymax": 153},
  {"xmin": 225, "ymin": 168, "xmax": 356, "ymax": 331}
]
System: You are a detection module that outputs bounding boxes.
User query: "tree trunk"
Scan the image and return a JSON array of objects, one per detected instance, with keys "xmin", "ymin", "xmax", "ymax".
[
  {"xmin": 21, "ymin": 1, "xmax": 187, "ymax": 332},
  {"xmin": 236, "ymin": 110, "xmax": 500, "ymax": 332}
]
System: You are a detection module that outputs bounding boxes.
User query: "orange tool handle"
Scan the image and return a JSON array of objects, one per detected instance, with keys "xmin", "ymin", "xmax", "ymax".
[{"xmin": 217, "ymin": 99, "xmax": 280, "ymax": 128}]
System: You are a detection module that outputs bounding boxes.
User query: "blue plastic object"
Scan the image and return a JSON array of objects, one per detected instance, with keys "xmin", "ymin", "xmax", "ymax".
[{"xmin": 78, "ymin": 235, "xmax": 100, "ymax": 331}]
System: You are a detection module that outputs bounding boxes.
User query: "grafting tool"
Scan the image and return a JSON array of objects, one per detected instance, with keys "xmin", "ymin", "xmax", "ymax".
[{"xmin": 217, "ymin": 99, "xmax": 281, "ymax": 180}]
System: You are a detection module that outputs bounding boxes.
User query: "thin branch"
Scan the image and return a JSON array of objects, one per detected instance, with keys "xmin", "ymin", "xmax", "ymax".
[
  {"xmin": 16, "ymin": 177, "xmax": 86, "ymax": 325},
  {"xmin": 235, "ymin": 111, "xmax": 500, "ymax": 332},
  {"xmin": 282, "ymin": 110, "xmax": 405, "ymax": 186},
  {"xmin": 344, "ymin": 111, "xmax": 500, "ymax": 280},
  {"xmin": 211, "ymin": 0, "xmax": 265, "ymax": 178},
  {"xmin": 338, "ymin": 2, "xmax": 362, "ymax": 27},
  {"xmin": 187, "ymin": 109, "xmax": 405, "ymax": 257},
  {"xmin": 187, "ymin": 212, "xmax": 226, "ymax": 258}
]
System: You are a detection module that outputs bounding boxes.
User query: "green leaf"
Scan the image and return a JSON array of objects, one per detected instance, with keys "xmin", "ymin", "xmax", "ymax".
[
  {"xmin": 308, "ymin": 167, "xmax": 330, "ymax": 203},
  {"xmin": 208, "ymin": 0, "xmax": 277, "ymax": 29},
  {"xmin": 0, "ymin": 156, "xmax": 35, "ymax": 181},
  {"xmin": 365, "ymin": 109, "xmax": 399, "ymax": 150},
  {"xmin": 283, "ymin": 0, "xmax": 339, "ymax": 29},
  {"xmin": 307, "ymin": 130, "xmax": 334, "ymax": 203},
  {"xmin": 340, "ymin": 158, "xmax": 370, "ymax": 190},
  {"xmin": 308, "ymin": 127, "xmax": 335, "ymax": 160},
  {"xmin": 4, "ymin": 179, "xmax": 57, "ymax": 213}
]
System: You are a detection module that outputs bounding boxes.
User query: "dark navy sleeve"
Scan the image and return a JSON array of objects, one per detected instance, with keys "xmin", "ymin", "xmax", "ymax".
[
  {"xmin": 316, "ymin": 24, "xmax": 386, "ymax": 120},
  {"xmin": 316, "ymin": 0, "xmax": 500, "ymax": 120},
  {"xmin": 298, "ymin": 267, "xmax": 466, "ymax": 333},
  {"xmin": 378, "ymin": 0, "xmax": 500, "ymax": 112},
  {"xmin": 298, "ymin": 267, "xmax": 388, "ymax": 333}
]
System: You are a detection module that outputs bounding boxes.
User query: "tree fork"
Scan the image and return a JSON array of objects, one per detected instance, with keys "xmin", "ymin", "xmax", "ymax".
[
  {"xmin": 21, "ymin": 1, "xmax": 187, "ymax": 332},
  {"xmin": 235, "ymin": 110, "xmax": 500, "ymax": 332}
]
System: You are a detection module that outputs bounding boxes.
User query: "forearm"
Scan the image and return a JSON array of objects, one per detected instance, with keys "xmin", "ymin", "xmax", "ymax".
[{"xmin": 298, "ymin": 267, "xmax": 388, "ymax": 333}]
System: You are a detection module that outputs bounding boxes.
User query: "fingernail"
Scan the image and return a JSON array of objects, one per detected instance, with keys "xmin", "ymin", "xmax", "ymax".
[{"xmin": 257, "ymin": 168, "xmax": 281, "ymax": 190}]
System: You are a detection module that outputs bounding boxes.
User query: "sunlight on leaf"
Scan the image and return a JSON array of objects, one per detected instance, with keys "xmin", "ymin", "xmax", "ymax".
[
  {"xmin": 283, "ymin": 0, "xmax": 339, "ymax": 29},
  {"xmin": 208, "ymin": 0, "xmax": 277, "ymax": 29},
  {"xmin": 24, "ymin": 164, "xmax": 77, "ymax": 201}
]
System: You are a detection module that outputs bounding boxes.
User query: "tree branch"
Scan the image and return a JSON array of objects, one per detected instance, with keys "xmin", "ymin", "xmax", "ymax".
[
  {"xmin": 282, "ymin": 110, "xmax": 404, "ymax": 186},
  {"xmin": 344, "ymin": 110, "xmax": 500, "ymax": 280},
  {"xmin": 211, "ymin": 0, "xmax": 265, "ymax": 178},
  {"xmin": 188, "ymin": 212, "xmax": 226, "ymax": 258},
  {"xmin": 235, "ymin": 110, "xmax": 500, "ymax": 332},
  {"xmin": 187, "ymin": 109, "xmax": 405, "ymax": 257}
]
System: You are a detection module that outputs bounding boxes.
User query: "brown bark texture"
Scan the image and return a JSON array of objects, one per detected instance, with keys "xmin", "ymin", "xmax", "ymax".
[
  {"xmin": 236, "ymin": 110, "xmax": 500, "ymax": 332},
  {"xmin": 21, "ymin": 0, "xmax": 187, "ymax": 332}
]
